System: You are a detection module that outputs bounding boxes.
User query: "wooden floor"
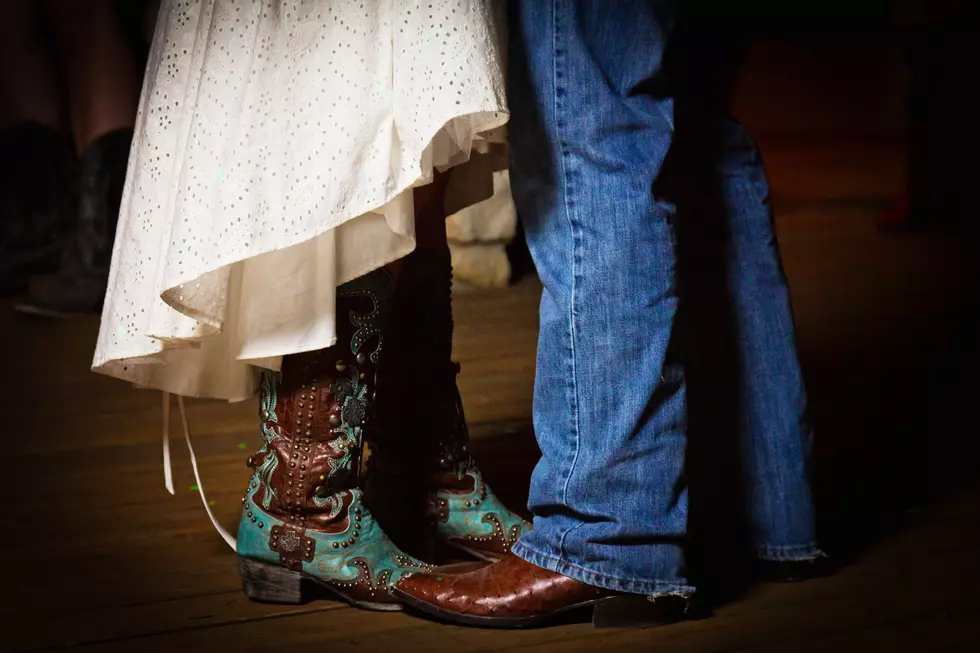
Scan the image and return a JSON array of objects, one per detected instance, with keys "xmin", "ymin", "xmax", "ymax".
[
  {"xmin": 4, "ymin": 140, "xmax": 978, "ymax": 653},
  {"xmin": 4, "ymin": 50, "xmax": 980, "ymax": 652}
]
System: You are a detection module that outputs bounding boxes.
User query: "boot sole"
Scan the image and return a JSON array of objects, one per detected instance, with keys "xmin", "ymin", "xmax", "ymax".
[
  {"xmin": 391, "ymin": 585, "xmax": 689, "ymax": 629},
  {"xmin": 0, "ymin": 244, "xmax": 62, "ymax": 296},
  {"xmin": 238, "ymin": 557, "xmax": 403, "ymax": 612}
]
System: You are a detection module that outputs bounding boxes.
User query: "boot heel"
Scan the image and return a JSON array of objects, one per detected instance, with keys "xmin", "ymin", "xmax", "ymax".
[
  {"xmin": 591, "ymin": 593, "xmax": 691, "ymax": 629},
  {"xmin": 238, "ymin": 557, "xmax": 305, "ymax": 604}
]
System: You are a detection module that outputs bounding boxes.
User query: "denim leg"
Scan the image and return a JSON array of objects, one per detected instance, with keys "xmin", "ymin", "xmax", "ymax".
[
  {"xmin": 718, "ymin": 118, "xmax": 822, "ymax": 561},
  {"xmin": 507, "ymin": 0, "xmax": 694, "ymax": 595}
]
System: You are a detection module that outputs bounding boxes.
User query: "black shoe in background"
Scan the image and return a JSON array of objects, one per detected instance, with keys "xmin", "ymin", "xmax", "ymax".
[
  {"xmin": 17, "ymin": 128, "xmax": 132, "ymax": 318},
  {"xmin": 0, "ymin": 122, "xmax": 78, "ymax": 295}
]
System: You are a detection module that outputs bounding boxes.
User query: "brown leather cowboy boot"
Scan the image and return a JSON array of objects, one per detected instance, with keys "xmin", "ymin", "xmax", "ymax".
[
  {"xmin": 392, "ymin": 553, "xmax": 694, "ymax": 628},
  {"xmin": 366, "ymin": 249, "xmax": 530, "ymax": 563},
  {"xmin": 236, "ymin": 270, "xmax": 432, "ymax": 611}
]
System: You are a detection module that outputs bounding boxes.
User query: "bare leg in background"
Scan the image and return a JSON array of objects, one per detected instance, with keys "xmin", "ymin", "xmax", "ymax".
[
  {"xmin": 0, "ymin": 2, "xmax": 65, "ymax": 131},
  {"xmin": 44, "ymin": 0, "xmax": 140, "ymax": 153}
]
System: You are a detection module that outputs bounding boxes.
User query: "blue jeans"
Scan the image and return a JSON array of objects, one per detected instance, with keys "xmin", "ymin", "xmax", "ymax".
[{"xmin": 507, "ymin": 0, "xmax": 821, "ymax": 595}]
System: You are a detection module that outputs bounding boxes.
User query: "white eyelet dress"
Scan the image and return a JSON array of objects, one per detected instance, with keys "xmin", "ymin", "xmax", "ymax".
[{"xmin": 91, "ymin": 0, "xmax": 508, "ymax": 401}]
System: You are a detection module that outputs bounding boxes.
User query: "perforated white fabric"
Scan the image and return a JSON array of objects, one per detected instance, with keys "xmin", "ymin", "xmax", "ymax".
[{"xmin": 92, "ymin": 0, "xmax": 508, "ymax": 401}]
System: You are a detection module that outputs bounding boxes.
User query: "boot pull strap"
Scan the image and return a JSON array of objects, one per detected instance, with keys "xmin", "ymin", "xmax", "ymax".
[{"xmin": 162, "ymin": 392, "xmax": 238, "ymax": 551}]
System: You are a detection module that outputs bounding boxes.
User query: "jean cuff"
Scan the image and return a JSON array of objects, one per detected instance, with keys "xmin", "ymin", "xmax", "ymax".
[
  {"xmin": 755, "ymin": 543, "xmax": 826, "ymax": 562},
  {"xmin": 511, "ymin": 540, "xmax": 697, "ymax": 597}
]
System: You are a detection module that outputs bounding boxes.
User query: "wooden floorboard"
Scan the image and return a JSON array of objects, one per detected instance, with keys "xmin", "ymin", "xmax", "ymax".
[{"xmin": 4, "ymin": 129, "xmax": 979, "ymax": 652}]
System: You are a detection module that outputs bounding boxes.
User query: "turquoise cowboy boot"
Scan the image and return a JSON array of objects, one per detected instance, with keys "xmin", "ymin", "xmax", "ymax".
[
  {"xmin": 366, "ymin": 249, "xmax": 531, "ymax": 563},
  {"xmin": 236, "ymin": 270, "xmax": 431, "ymax": 610},
  {"xmin": 426, "ymin": 381, "xmax": 532, "ymax": 561}
]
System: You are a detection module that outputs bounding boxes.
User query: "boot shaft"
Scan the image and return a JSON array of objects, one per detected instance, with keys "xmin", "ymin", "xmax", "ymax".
[
  {"xmin": 66, "ymin": 128, "xmax": 133, "ymax": 277},
  {"xmin": 246, "ymin": 270, "xmax": 393, "ymax": 527},
  {"xmin": 370, "ymin": 249, "xmax": 472, "ymax": 474}
]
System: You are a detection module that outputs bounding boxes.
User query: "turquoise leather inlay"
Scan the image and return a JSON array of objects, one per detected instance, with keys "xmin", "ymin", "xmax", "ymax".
[
  {"xmin": 255, "ymin": 370, "xmax": 281, "ymax": 509},
  {"xmin": 325, "ymin": 367, "xmax": 368, "ymax": 480},
  {"xmin": 435, "ymin": 468, "xmax": 530, "ymax": 546},
  {"xmin": 236, "ymin": 472, "xmax": 281, "ymax": 566},
  {"xmin": 237, "ymin": 486, "xmax": 430, "ymax": 590}
]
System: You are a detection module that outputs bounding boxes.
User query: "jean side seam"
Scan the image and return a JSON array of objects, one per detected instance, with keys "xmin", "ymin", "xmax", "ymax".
[{"xmin": 552, "ymin": 0, "xmax": 583, "ymax": 561}]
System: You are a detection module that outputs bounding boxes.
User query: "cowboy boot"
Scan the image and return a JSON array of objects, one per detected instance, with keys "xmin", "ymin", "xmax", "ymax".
[
  {"xmin": 236, "ymin": 270, "xmax": 432, "ymax": 611},
  {"xmin": 0, "ymin": 122, "xmax": 77, "ymax": 295},
  {"xmin": 367, "ymin": 249, "xmax": 530, "ymax": 563},
  {"xmin": 17, "ymin": 128, "xmax": 131, "ymax": 316},
  {"xmin": 393, "ymin": 554, "xmax": 705, "ymax": 628},
  {"xmin": 393, "ymin": 553, "xmax": 694, "ymax": 629}
]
